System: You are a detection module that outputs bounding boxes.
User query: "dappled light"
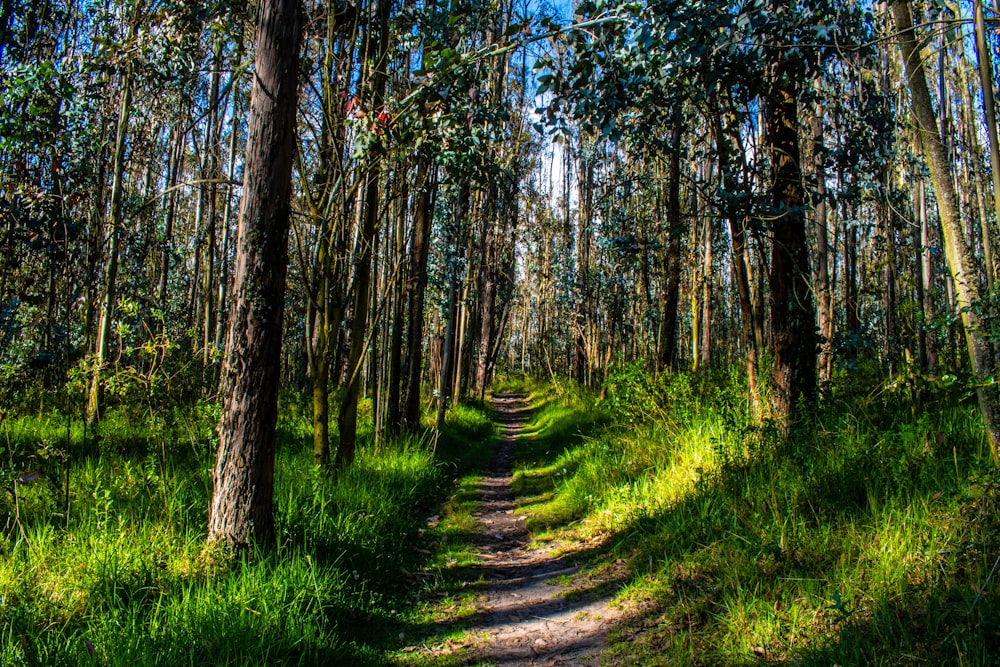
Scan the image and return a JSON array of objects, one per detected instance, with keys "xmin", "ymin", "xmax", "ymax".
[{"xmin": 4, "ymin": 0, "xmax": 1000, "ymax": 663}]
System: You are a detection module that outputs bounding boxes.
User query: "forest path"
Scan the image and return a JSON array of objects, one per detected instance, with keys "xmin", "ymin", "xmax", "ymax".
[{"xmin": 459, "ymin": 392, "xmax": 626, "ymax": 666}]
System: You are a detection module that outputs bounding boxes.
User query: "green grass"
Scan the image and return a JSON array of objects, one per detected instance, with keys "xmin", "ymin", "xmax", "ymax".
[
  {"xmin": 496, "ymin": 367, "xmax": 1000, "ymax": 665},
  {"xmin": 9, "ymin": 369, "xmax": 999, "ymax": 665},
  {"xmin": 0, "ymin": 395, "xmax": 497, "ymax": 665}
]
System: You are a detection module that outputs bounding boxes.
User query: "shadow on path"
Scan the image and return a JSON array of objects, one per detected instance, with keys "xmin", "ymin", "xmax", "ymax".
[{"xmin": 461, "ymin": 392, "xmax": 628, "ymax": 666}]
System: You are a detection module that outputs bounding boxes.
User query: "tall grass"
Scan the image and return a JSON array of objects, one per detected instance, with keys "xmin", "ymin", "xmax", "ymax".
[
  {"xmin": 0, "ymin": 396, "xmax": 495, "ymax": 665},
  {"xmin": 506, "ymin": 366, "xmax": 1000, "ymax": 665}
]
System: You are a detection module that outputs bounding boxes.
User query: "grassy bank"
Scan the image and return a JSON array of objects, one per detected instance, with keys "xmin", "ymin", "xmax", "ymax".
[
  {"xmin": 503, "ymin": 366, "xmax": 1000, "ymax": 665},
  {"xmin": 0, "ymin": 396, "xmax": 496, "ymax": 665}
]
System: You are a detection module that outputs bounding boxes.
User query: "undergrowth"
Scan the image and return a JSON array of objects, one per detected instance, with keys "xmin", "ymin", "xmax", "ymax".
[
  {"xmin": 0, "ymin": 396, "xmax": 495, "ymax": 665},
  {"xmin": 10, "ymin": 365, "xmax": 1000, "ymax": 665},
  {"xmin": 503, "ymin": 364, "xmax": 1000, "ymax": 665}
]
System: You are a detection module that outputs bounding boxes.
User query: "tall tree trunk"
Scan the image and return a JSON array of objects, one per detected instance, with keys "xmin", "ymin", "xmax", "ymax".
[
  {"xmin": 700, "ymin": 215, "xmax": 712, "ymax": 368},
  {"xmin": 476, "ymin": 219, "xmax": 498, "ymax": 399},
  {"xmin": 658, "ymin": 104, "xmax": 684, "ymax": 372},
  {"xmin": 305, "ymin": 5, "xmax": 353, "ymax": 466},
  {"xmin": 437, "ymin": 256, "xmax": 460, "ymax": 430},
  {"xmin": 879, "ymin": 197, "xmax": 898, "ymax": 368},
  {"xmin": 386, "ymin": 176, "xmax": 408, "ymax": 430},
  {"xmin": 86, "ymin": 74, "xmax": 133, "ymax": 427},
  {"xmin": 893, "ymin": 0, "xmax": 1000, "ymax": 463},
  {"xmin": 811, "ymin": 81, "xmax": 833, "ymax": 395},
  {"xmin": 712, "ymin": 102, "xmax": 762, "ymax": 417},
  {"xmin": 403, "ymin": 158, "xmax": 436, "ymax": 430},
  {"xmin": 573, "ymin": 157, "xmax": 592, "ymax": 382},
  {"xmin": 215, "ymin": 88, "xmax": 242, "ymax": 356},
  {"xmin": 452, "ymin": 265, "xmax": 470, "ymax": 406},
  {"xmin": 336, "ymin": 0, "xmax": 391, "ymax": 469},
  {"xmin": 975, "ymin": 0, "xmax": 1000, "ymax": 254},
  {"xmin": 158, "ymin": 126, "xmax": 184, "ymax": 313},
  {"xmin": 919, "ymin": 178, "xmax": 938, "ymax": 370},
  {"xmin": 312, "ymin": 211, "xmax": 333, "ymax": 465},
  {"xmin": 766, "ymin": 14, "xmax": 817, "ymax": 429},
  {"xmin": 201, "ymin": 36, "xmax": 224, "ymax": 365},
  {"xmin": 437, "ymin": 186, "xmax": 470, "ymax": 428},
  {"xmin": 207, "ymin": 0, "xmax": 302, "ymax": 548}
]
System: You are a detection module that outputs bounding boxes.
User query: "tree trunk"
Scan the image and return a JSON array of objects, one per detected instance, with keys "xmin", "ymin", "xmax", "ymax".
[
  {"xmin": 452, "ymin": 267, "xmax": 470, "ymax": 406},
  {"xmin": 919, "ymin": 178, "xmax": 938, "ymax": 370},
  {"xmin": 201, "ymin": 36, "xmax": 224, "ymax": 365},
  {"xmin": 573, "ymin": 157, "xmax": 593, "ymax": 382},
  {"xmin": 158, "ymin": 126, "xmax": 184, "ymax": 312},
  {"xmin": 437, "ymin": 259, "xmax": 459, "ymax": 430},
  {"xmin": 893, "ymin": 0, "xmax": 1000, "ymax": 463},
  {"xmin": 700, "ymin": 215, "xmax": 712, "ymax": 369},
  {"xmin": 437, "ymin": 186, "xmax": 470, "ymax": 427},
  {"xmin": 766, "ymin": 19, "xmax": 817, "ymax": 429},
  {"xmin": 658, "ymin": 105, "xmax": 684, "ymax": 372},
  {"xmin": 476, "ymin": 224, "xmax": 498, "ymax": 399},
  {"xmin": 403, "ymin": 158, "xmax": 436, "ymax": 430},
  {"xmin": 386, "ymin": 176, "xmax": 408, "ymax": 431},
  {"xmin": 207, "ymin": 0, "xmax": 302, "ymax": 548},
  {"xmin": 879, "ymin": 197, "xmax": 898, "ymax": 368},
  {"xmin": 86, "ymin": 74, "xmax": 133, "ymax": 427},
  {"xmin": 711, "ymin": 101, "xmax": 762, "ymax": 417},
  {"xmin": 975, "ymin": 0, "xmax": 1000, "ymax": 256},
  {"xmin": 336, "ymin": 0, "xmax": 391, "ymax": 469},
  {"xmin": 312, "ymin": 223, "xmax": 332, "ymax": 466},
  {"xmin": 811, "ymin": 81, "xmax": 833, "ymax": 395}
]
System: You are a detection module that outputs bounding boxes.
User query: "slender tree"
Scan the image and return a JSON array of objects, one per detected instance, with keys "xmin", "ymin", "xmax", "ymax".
[
  {"xmin": 892, "ymin": 0, "xmax": 1000, "ymax": 463},
  {"xmin": 207, "ymin": 0, "xmax": 302, "ymax": 548},
  {"xmin": 765, "ymin": 0, "xmax": 817, "ymax": 428}
]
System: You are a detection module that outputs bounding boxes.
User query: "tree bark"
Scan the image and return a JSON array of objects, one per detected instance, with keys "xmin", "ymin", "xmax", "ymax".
[
  {"xmin": 437, "ymin": 186, "xmax": 470, "ymax": 429},
  {"xmin": 86, "ymin": 73, "xmax": 133, "ymax": 427},
  {"xmin": 386, "ymin": 176, "xmax": 408, "ymax": 430},
  {"xmin": 336, "ymin": 0, "xmax": 391, "ymax": 469},
  {"xmin": 158, "ymin": 126, "xmax": 184, "ymax": 313},
  {"xmin": 766, "ymin": 21, "xmax": 817, "ymax": 429},
  {"xmin": 660, "ymin": 104, "xmax": 684, "ymax": 372},
  {"xmin": 893, "ymin": 0, "xmax": 1000, "ymax": 463},
  {"xmin": 476, "ymin": 220, "xmax": 498, "ymax": 399},
  {"xmin": 700, "ymin": 215, "xmax": 712, "ymax": 369},
  {"xmin": 711, "ymin": 101, "xmax": 762, "ymax": 417},
  {"xmin": 811, "ymin": 80, "xmax": 833, "ymax": 396},
  {"xmin": 207, "ymin": 0, "xmax": 302, "ymax": 548},
  {"xmin": 974, "ymin": 0, "xmax": 1000, "ymax": 254},
  {"xmin": 403, "ymin": 158, "xmax": 436, "ymax": 430}
]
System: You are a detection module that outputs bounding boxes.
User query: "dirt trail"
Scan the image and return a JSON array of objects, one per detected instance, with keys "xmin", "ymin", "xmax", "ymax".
[{"xmin": 461, "ymin": 392, "xmax": 625, "ymax": 666}]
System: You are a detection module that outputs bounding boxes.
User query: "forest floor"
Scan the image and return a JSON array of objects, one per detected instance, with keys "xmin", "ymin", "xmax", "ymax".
[{"xmin": 401, "ymin": 393, "xmax": 632, "ymax": 666}]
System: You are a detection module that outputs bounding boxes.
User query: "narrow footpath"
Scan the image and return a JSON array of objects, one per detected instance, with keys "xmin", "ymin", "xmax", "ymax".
[{"xmin": 463, "ymin": 392, "xmax": 624, "ymax": 666}]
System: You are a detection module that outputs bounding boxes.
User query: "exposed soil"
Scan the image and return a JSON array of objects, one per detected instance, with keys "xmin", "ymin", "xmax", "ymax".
[{"xmin": 460, "ymin": 392, "xmax": 628, "ymax": 666}]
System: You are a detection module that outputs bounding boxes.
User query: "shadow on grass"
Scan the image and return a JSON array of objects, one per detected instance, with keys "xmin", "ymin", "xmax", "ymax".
[
  {"xmin": 569, "ymin": 402, "xmax": 1000, "ymax": 664},
  {"xmin": 396, "ymin": 382, "xmax": 1000, "ymax": 665}
]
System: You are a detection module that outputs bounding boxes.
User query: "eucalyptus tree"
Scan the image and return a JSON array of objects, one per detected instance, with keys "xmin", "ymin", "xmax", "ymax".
[
  {"xmin": 538, "ymin": 0, "xmax": 874, "ymax": 426},
  {"xmin": 334, "ymin": 0, "xmax": 392, "ymax": 469},
  {"xmin": 295, "ymin": 0, "xmax": 359, "ymax": 466},
  {"xmin": 86, "ymin": 5, "xmax": 137, "ymax": 426},
  {"xmin": 208, "ymin": 0, "xmax": 302, "ymax": 548},
  {"xmin": 761, "ymin": 0, "xmax": 817, "ymax": 425},
  {"xmin": 892, "ymin": 0, "xmax": 1000, "ymax": 463}
]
